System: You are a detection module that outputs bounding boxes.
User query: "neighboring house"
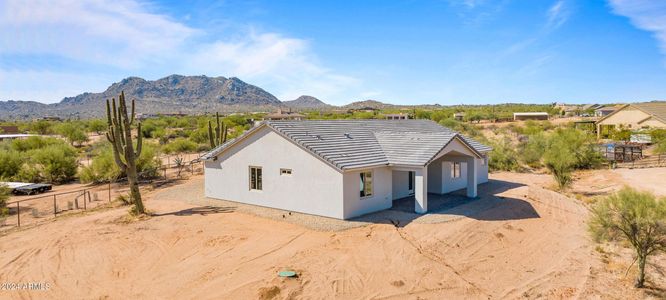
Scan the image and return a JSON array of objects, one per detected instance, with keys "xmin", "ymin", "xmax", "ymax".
[
  {"xmin": 201, "ymin": 120, "xmax": 491, "ymax": 220},
  {"xmin": 513, "ymin": 112, "xmax": 549, "ymax": 121},
  {"xmin": 453, "ymin": 112, "xmax": 465, "ymax": 121},
  {"xmin": 263, "ymin": 109, "xmax": 305, "ymax": 121},
  {"xmin": 596, "ymin": 102, "xmax": 666, "ymax": 138},
  {"xmin": 594, "ymin": 105, "xmax": 621, "ymax": 117}
]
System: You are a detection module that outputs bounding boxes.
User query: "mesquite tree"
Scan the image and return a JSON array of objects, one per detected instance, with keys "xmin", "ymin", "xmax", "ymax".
[
  {"xmin": 208, "ymin": 112, "xmax": 228, "ymax": 148},
  {"xmin": 105, "ymin": 91, "xmax": 146, "ymax": 214}
]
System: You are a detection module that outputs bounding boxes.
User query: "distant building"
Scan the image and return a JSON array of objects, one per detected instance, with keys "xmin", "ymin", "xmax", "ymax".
[
  {"xmin": 0, "ymin": 126, "xmax": 20, "ymax": 134},
  {"xmin": 453, "ymin": 112, "xmax": 465, "ymax": 121},
  {"xmin": 41, "ymin": 116, "xmax": 62, "ymax": 121},
  {"xmin": 513, "ymin": 112, "xmax": 549, "ymax": 121},
  {"xmin": 594, "ymin": 105, "xmax": 621, "ymax": 117},
  {"xmin": 596, "ymin": 102, "xmax": 666, "ymax": 138},
  {"xmin": 0, "ymin": 134, "xmax": 34, "ymax": 142},
  {"xmin": 263, "ymin": 108, "xmax": 305, "ymax": 121},
  {"xmin": 384, "ymin": 113, "xmax": 411, "ymax": 120}
]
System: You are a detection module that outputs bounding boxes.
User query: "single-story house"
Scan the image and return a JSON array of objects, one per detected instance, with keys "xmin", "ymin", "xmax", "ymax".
[
  {"xmin": 594, "ymin": 105, "xmax": 621, "ymax": 117},
  {"xmin": 596, "ymin": 102, "xmax": 666, "ymax": 138},
  {"xmin": 384, "ymin": 113, "xmax": 411, "ymax": 120},
  {"xmin": 513, "ymin": 112, "xmax": 549, "ymax": 121},
  {"xmin": 201, "ymin": 120, "xmax": 491, "ymax": 220},
  {"xmin": 263, "ymin": 109, "xmax": 305, "ymax": 121}
]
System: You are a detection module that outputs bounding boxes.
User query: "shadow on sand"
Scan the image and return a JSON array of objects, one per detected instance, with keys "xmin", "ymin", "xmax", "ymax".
[
  {"xmin": 152, "ymin": 205, "xmax": 236, "ymax": 217},
  {"xmin": 352, "ymin": 179, "xmax": 540, "ymax": 227}
]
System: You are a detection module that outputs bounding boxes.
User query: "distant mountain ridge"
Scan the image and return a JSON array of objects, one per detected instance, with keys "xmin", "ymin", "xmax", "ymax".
[
  {"xmin": 0, "ymin": 75, "xmax": 403, "ymax": 119},
  {"xmin": 283, "ymin": 95, "xmax": 331, "ymax": 109}
]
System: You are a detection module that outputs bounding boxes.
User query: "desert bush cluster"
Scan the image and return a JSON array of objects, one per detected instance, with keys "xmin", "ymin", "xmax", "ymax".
[{"xmin": 0, "ymin": 137, "xmax": 78, "ymax": 183}]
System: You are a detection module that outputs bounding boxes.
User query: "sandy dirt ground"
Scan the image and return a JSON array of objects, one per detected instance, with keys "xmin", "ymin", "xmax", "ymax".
[{"xmin": 0, "ymin": 172, "xmax": 664, "ymax": 299}]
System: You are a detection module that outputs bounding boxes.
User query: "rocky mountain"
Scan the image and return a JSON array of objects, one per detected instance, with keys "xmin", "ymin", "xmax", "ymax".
[
  {"xmin": 0, "ymin": 75, "xmax": 282, "ymax": 119},
  {"xmin": 342, "ymin": 100, "xmax": 395, "ymax": 110},
  {"xmin": 282, "ymin": 95, "xmax": 331, "ymax": 109}
]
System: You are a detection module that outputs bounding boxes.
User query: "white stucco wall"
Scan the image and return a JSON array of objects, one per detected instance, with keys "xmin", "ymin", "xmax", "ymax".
[
  {"xmin": 392, "ymin": 170, "xmax": 414, "ymax": 200},
  {"xmin": 342, "ymin": 167, "xmax": 393, "ymax": 219},
  {"xmin": 204, "ymin": 126, "xmax": 345, "ymax": 219}
]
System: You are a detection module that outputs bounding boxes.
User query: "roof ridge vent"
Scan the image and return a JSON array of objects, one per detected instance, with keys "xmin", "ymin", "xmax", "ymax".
[{"xmin": 344, "ymin": 133, "xmax": 352, "ymax": 139}]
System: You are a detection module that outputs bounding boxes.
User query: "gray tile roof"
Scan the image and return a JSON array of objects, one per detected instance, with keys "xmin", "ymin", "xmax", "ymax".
[{"xmin": 202, "ymin": 119, "xmax": 491, "ymax": 171}]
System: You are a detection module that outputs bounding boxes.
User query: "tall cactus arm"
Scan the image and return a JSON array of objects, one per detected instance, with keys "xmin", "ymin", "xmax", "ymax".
[
  {"xmin": 129, "ymin": 96, "xmax": 136, "ymax": 125},
  {"xmin": 135, "ymin": 122, "xmax": 143, "ymax": 157},
  {"xmin": 215, "ymin": 112, "xmax": 222, "ymax": 146},
  {"xmin": 222, "ymin": 123, "xmax": 228, "ymax": 144},
  {"xmin": 208, "ymin": 120, "xmax": 215, "ymax": 148}
]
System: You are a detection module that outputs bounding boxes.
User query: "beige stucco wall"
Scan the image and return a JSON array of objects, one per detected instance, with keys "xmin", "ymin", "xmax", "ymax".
[{"xmin": 598, "ymin": 107, "xmax": 666, "ymax": 129}]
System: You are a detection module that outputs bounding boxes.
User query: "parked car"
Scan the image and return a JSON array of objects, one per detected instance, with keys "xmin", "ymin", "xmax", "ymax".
[{"xmin": 1, "ymin": 182, "xmax": 53, "ymax": 195}]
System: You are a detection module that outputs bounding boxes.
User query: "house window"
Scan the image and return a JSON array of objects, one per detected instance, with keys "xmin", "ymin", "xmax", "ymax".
[
  {"xmin": 451, "ymin": 162, "xmax": 461, "ymax": 178},
  {"xmin": 249, "ymin": 166, "xmax": 262, "ymax": 190},
  {"xmin": 360, "ymin": 171, "xmax": 373, "ymax": 197},
  {"xmin": 280, "ymin": 168, "xmax": 292, "ymax": 175}
]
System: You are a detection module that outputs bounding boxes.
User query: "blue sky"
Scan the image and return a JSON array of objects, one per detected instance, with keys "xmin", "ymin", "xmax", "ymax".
[{"xmin": 1, "ymin": 0, "xmax": 665, "ymax": 105}]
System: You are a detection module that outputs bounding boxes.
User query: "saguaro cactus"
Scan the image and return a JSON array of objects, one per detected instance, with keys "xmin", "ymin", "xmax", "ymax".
[
  {"xmin": 208, "ymin": 112, "xmax": 228, "ymax": 148},
  {"xmin": 105, "ymin": 91, "xmax": 145, "ymax": 214}
]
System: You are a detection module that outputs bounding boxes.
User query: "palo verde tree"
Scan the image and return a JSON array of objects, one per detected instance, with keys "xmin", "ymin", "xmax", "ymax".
[
  {"xmin": 208, "ymin": 112, "xmax": 228, "ymax": 148},
  {"xmin": 589, "ymin": 187, "xmax": 666, "ymax": 288},
  {"xmin": 105, "ymin": 91, "xmax": 146, "ymax": 215}
]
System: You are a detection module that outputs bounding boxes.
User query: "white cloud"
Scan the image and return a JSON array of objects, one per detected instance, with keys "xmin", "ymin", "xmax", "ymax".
[
  {"xmin": 546, "ymin": 0, "xmax": 570, "ymax": 30},
  {"xmin": 0, "ymin": 0, "xmax": 358, "ymax": 104},
  {"xmin": 608, "ymin": 0, "xmax": 666, "ymax": 55}
]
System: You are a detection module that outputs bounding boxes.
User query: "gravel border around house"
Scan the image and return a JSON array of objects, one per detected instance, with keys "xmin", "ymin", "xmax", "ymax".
[{"xmin": 153, "ymin": 177, "xmax": 510, "ymax": 231}]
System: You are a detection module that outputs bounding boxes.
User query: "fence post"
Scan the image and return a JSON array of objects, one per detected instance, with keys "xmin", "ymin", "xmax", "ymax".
[
  {"xmin": 16, "ymin": 202, "xmax": 20, "ymax": 227},
  {"xmin": 53, "ymin": 195, "xmax": 57, "ymax": 217},
  {"xmin": 84, "ymin": 191, "xmax": 87, "ymax": 210},
  {"xmin": 108, "ymin": 182, "xmax": 112, "ymax": 203}
]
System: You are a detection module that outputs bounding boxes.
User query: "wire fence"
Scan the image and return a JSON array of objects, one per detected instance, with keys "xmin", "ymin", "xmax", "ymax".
[{"xmin": 0, "ymin": 154, "xmax": 207, "ymax": 231}]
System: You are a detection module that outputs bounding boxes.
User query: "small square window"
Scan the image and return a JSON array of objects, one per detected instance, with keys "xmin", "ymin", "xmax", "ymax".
[{"xmin": 280, "ymin": 168, "xmax": 292, "ymax": 175}]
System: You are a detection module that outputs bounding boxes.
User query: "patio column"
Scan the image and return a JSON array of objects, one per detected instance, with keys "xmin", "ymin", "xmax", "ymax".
[
  {"xmin": 415, "ymin": 167, "xmax": 428, "ymax": 213},
  {"xmin": 466, "ymin": 157, "xmax": 477, "ymax": 198}
]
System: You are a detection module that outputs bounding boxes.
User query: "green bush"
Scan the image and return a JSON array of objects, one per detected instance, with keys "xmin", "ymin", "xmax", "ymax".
[
  {"xmin": 79, "ymin": 142, "xmax": 160, "ymax": 183},
  {"xmin": 163, "ymin": 138, "xmax": 198, "ymax": 154},
  {"xmin": 55, "ymin": 122, "xmax": 89, "ymax": 146},
  {"xmin": 30, "ymin": 144, "xmax": 79, "ymax": 183},
  {"xmin": 0, "ymin": 184, "xmax": 10, "ymax": 216},
  {"xmin": 0, "ymin": 150, "xmax": 23, "ymax": 180},
  {"xmin": 589, "ymin": 187, "xmax": 666, "ymax": 288},
  {"xmin": 544, "ymin": 128, "xmax": 602, "ymax": 189},
  {"xmin": 519, "ymin": 133, "xmax": 547, "ymax": 168},
  {"xmin": 488, "ymin": 138, "xmax": 520, "ymax": 171}
]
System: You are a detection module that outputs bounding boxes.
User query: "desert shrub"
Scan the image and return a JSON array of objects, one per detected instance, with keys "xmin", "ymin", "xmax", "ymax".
[
  {"xmin": 488, "ymin": 138, "xmax": 519, "ymax": 171},
  {"xmin": 162, "ymin": 138, "xmax": 198, "ymax": 154},
  {"xmin": 544, "ymin": 128, "xmax": 602, "ymax": 189},
  {"xmin": 189, "ymin": 127, "xmax": 209, "ymax": 144},
  {"xmin": 520, "ymin": 120, "xmax": 555, "ymax": 135},
  {"xmin": 10, "ymin": 136, "xmax": 62, "ymax": 152},
  {"xmin": 589, "ymin": 187, "xmax": 666, "ymax": 288},
  {"xmin": 28, "ymin": 120, "xmax": 54, "ymax": 134},
  {"xmin": 610, "ymin": 128, "xmax": 632, "ymax": 142},
  {"xmin": 29, "ymin": 144, "xmax": 79, "ymax": 183},
  {"xmin": 651, "ymin": 129, "xmax": 666, "ymax": 154},
  {"xmin": 54, "ymin": 122, "xmax": 89, "ymax": 146},
  {"xmin": 0, "ymin": 150, "xmax": 23, "ymax": 180},
  {"xmin": 86, "ymin": 119, "xmax": 107, "ymax": 134},
  {"xmin": 519, "ymin": 133, "xmax": 547, "ymax": 168},
  {"xmin": 0, "ymin": 184, "xmax": 10, "ymax": 216},
  {"xmin": 79, "ymin": 143, "xmax": 160, "ymax": 183}
]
